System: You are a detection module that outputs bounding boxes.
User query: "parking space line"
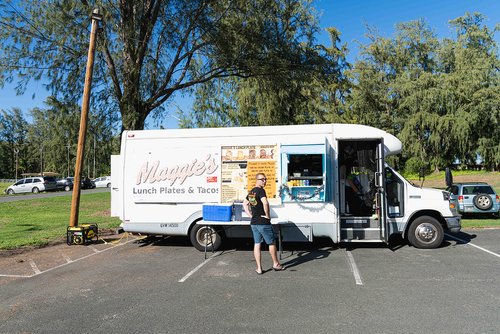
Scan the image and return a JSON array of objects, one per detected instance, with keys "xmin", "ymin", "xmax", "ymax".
[
  {"xmin": 345, "ymin": 250, "xmax": 363, "ymax": 285},
  {"xmin": 0, "ymin": 273, "xmax": 32, "ymax": 278},
  {"xmin": 178, "ymin": 251, "xmax": 222, "ymax": 283},
  {"xmin": 446, "ymin": 233, "xmax": 500, "ymax": 258},
  {"xmin": 29, "ymin": 259, "xmax": 41, "ymax": 275},
  {"xmin": 0, "ymin": 237, "xmax": 139, "ymax": 279},
  {"xmin": 89, "ymin": 245, "xmax": 100, "ymax": 253},
  {"xmin": 62, "ymin": 253, "xmax": 72, "ymax": 263}
]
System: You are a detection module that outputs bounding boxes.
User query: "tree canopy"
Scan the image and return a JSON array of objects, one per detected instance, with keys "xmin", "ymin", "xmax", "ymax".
[
  {"xmin": 345, "ymin": 13, "xmax": 499, "ymax": 171},
  {"xmin": 0, "ymin": 99, "xmax": 115, "ymax": 179},
  {"xmin": 181, "ymin": 27, "xmax": 350, "ymax": 127},
  {"xmin": 0, "ymin": 0, "xmax": 327, "ymax": 130},
  {"xmin": 0, "ymin": 5, "xmax": 498, "ymax": 174}
]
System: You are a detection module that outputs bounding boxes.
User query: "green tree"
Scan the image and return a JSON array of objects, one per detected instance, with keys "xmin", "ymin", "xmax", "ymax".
[
  {"xmin": 446, "ymin": 13, "xmax": 500, "ymax": 170},
  {"xmin": 1, "ymin": 0, "xmax": 326, "ymax": 131},
  {"xmin": 23, "ymin": 98, "xmax": 115, "ymax": 178},
  {"xmin": 182, "ymin": 27, "xmax": 350, "ymax": 127},
  {"xmin": 348, "ymin": 14, "xmax": 499, "ymax": 171},
  {"xmin": 0, "ymin": 108, "xmax": 28, "ymax": 178}
]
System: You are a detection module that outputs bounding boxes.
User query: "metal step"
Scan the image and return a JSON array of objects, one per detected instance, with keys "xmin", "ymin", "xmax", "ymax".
[
  {"xmin": 340, "ymin": 216, "xmax": 380, "ymax": 229},
  {"xmin": 340, "ymin": 227, "xmax": 381, "ymax": 240}
]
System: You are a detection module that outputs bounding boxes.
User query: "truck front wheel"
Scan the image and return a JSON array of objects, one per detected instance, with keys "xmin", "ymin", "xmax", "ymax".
[
  {"xmin": 407, "ymin": 216, "xmax": 444, "ymax": 249},
  {"xmin": 190, "ymin": 224, "xmax": 223, "ymax": 252}
]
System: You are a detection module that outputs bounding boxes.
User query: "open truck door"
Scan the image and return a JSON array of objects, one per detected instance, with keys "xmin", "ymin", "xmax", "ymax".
[{"xmin": 338, "ymin": 139, "xmax": 388, "ymax": 243}]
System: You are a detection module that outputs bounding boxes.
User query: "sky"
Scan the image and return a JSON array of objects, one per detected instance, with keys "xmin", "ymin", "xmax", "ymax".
[{"xmin": 0, "ymin": 0, "xmax": 498, "ymax": 129}]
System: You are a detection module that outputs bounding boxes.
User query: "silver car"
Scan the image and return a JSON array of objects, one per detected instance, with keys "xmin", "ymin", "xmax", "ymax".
[
  {"xmin": 93, "ymin": 176, "xmax": 111, "ymax": 188},
  {"xmin": 5, "ymin": 176, "xmax": 58, "ymax": 195}
]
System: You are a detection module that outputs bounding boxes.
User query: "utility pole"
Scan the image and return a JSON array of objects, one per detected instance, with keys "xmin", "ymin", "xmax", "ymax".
[
  {"xmin": 69, "ymin": 8, "xmax": 102, "ymax": 227},
  {"xmin": 67, "ymin": 143, "xmax": 71, "ymax": 177},
  {"xmin": 93, "ymin": 132, "xmax": 96, "ymax": 179}
]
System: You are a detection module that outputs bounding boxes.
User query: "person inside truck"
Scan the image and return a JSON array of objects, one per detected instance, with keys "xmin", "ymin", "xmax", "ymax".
[
  {"xmin": 243, "ymin": 172, "xmax": 284, "ymax": 275},
  {"xmin": 343, "ymin": 162, "xmax": 363, "ymax": 215}
]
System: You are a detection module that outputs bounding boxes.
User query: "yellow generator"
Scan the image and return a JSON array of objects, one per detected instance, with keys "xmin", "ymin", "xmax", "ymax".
[{"xmin": 67, "ymin": 224, "xmax": 98, "ymax": 245}]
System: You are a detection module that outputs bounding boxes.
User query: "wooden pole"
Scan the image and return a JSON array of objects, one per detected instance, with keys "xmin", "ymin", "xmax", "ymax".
[{"xmin": 69, "ymin": 9, "xmax": 102, "ymax": 227}]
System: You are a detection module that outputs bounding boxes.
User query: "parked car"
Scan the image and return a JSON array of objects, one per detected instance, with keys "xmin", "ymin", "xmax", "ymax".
[
  {"xmin": 447, "ymin": 182, "xmax": 500, "ymax": 217},
  {"xmin": 67, "ymin": 177, "xmax": 96, "ymax": 189},
  {"xmin": 93, "ymin": 176, "xmax": 111, "ymax": 188},
  {"xmin": 5, "ymin": 176, "xmax": 58, "ymax": 194},
  {"xmin": 56, "ymin": 177, "xmax": 74, "ymax": 192},
  {"xmin": 82, "ymin": 177, "xmax": 96, "ymax": 189}
]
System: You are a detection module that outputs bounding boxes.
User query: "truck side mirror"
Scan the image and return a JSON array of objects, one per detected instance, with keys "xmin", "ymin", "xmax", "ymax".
[
  {"xmin": 445, "ymin": 167, "xmax": 453, "ymax": 187},
  {"xmin": 419, "ymin": 167, "xmax": 425, "ymax": 178}
]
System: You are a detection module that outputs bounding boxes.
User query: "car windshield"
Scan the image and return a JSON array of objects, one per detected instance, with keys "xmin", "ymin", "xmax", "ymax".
[{"xmin": 463, "ymin": 185, "xmax": 494, "ymax": 195}]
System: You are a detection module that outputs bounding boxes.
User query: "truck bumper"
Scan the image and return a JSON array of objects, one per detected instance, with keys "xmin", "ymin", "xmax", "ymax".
[{"xmin": 445, "ymin": 216, "xmax": 461, "ymax": 233}]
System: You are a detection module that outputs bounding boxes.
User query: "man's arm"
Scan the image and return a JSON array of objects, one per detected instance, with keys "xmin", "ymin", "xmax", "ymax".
[
  {"xmin": 261, "ymin": 196, "xmax": 270, "ymax": 219},
  {"xmin": 243, "ymin": 198, "xmax": 252, "ymax": 217},
  {"xmin": 347, "ymin": 178, "xmax": 360, "ymax": 193}
]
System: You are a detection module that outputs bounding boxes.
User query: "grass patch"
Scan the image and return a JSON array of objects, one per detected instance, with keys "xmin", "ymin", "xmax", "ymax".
[
  {"xmin": 461, "ymin": 218, "xmax": 500, "ymax": 229},
  {"xmin": 406, "ymin": 170, "xmax": 500, "ymax": 193},
  {"xmin": 0, "ymin": 192, "xmax": 120, "ymax": 250},
  {"xmin": 0, "ymin": 182, "xmax": 10, "ymax": 195}
]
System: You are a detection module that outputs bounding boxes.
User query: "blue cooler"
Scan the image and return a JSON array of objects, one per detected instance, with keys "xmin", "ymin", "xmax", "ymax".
[{"xmin": 202, "ymin": 203, "xmax": 233, "ymax": 222}]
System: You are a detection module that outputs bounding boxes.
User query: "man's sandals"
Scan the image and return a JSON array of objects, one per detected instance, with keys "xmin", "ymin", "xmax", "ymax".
[{"xmin": 272, "ymin": 264, "xmax": 285, "ymax": 271}]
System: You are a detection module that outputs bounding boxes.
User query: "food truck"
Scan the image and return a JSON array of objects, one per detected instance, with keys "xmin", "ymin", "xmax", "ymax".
[{"xmin": 110, "ymin": 123, "xmax": 461, "ymax": 251}]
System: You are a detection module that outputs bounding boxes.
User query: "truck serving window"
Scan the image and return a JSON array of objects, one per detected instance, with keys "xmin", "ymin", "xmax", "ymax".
[
  {"xmin": 287, "ymin": 154, "xmax": 323, "ymax": 186},
  {"xmin": 280, "ymin": 143, "xmax": 327, "ymax": 202}
]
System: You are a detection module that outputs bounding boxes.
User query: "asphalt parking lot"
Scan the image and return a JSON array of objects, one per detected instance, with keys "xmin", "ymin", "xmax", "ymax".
[{"xmin": 1, "ymin": 229, "xmax": 499, "ymax": 334}]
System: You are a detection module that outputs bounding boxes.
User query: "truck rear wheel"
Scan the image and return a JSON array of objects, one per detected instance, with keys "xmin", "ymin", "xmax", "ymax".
[
  {"xmin": 407, "ymin": 216, "xmax": 444, "ymax": 249},
  {"xmin": 190, "ymin": 224, "xmax": 223, "ymax": 252}
]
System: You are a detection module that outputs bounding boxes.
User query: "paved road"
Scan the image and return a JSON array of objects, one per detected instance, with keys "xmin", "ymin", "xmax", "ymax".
[
  {"xmin": 0, "ymin": 229, "xmax": 499, "ymax": 333},
  {"xmin": 0, "ymin": 187, "xmax": 109, "ymax": 203}
]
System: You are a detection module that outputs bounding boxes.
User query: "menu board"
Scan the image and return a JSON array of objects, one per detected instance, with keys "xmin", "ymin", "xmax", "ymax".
[
  {"xmin": 246, "ymin": 160, "xmax": 277, "ymax": 199},
  {"xmin": 221, "ymin": 145, "xmax": 278, "ymax": 204}
]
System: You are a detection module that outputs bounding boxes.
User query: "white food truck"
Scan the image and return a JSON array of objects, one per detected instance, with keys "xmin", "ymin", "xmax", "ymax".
[{"xmin": 111, "ymin": 123, "xmax": 461, "ymax": 251}]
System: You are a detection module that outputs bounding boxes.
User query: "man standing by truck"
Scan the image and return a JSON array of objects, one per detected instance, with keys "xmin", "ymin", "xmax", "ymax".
[{"xmin": 243, "ymin": 173, "xmax": 285, "ymax": 274}]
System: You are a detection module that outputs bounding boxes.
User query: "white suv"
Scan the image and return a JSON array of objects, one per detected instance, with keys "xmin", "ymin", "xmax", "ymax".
[
  {"xmin": 93, "ymin": 176, "xmax": 111, "ymax": 188},
  {"xmin": 5, "ymin": 176, "xmax": 58, "ymax": 194}
]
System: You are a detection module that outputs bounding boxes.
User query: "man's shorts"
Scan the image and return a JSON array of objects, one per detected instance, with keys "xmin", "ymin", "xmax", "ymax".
[{"xmin": 251, "ymin": 224, "xmax": 275, "ymax": 245}]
